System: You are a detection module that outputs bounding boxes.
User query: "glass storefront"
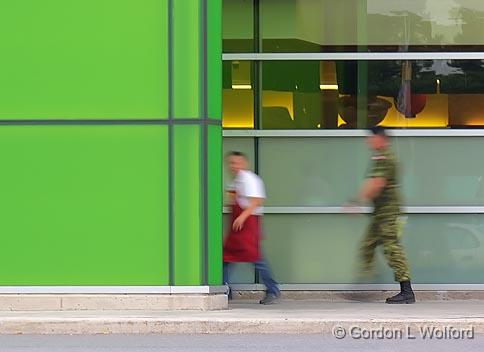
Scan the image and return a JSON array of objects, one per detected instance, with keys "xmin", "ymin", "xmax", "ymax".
[
  {"xmin": 262, "ymin": 213, "xmax": 484, "ymax": 284},
  {"xmin": 224, "ymin": 59, "xmax": 484, "ymax": 129},
  {"xmin": 225, "ymin": 0, "xmax": 484, "ymax": 53},
  {"xmin": 222, "ymin": 0, "xmax": 484, "ymax": 287}
]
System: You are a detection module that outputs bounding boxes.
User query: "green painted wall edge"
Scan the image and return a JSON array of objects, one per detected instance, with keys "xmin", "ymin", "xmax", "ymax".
[{"xmin": 0, "ymin": 0, "xmax": 223, "ymax": 287}]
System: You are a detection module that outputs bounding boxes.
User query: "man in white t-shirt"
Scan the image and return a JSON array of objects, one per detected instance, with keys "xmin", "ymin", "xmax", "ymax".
[{"xmin": 223, "ymin": 151, "xmax": 280, "ymax": 304}]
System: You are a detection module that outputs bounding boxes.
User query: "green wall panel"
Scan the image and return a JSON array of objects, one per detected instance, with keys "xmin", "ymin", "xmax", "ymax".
[
  {"xmin": 208, "ymin": 0, "xmax": 223, "ymax": 119},
  {"xmin": 208, "ymin": 125, "xmax": 223, "ymax": 284},
  {"xmin": 173, "ymin": 126, "xmax": 202, "ymax": 285},
  {"xmin": 0, "ymin": 125, "xmax": 169, "ymax": 285},
  {"xmin": 0, "ymin": 0, "xmax": 224, "ymax": 288},
  {"xmin": 173, "ymin": 0, "xmax": 201, "ymax": 118},
  {"xmin": 207, "ymin": 0, "xmax": 223, "ymax": 285},
  {"xmin": 0, "ymin": 1, "xmax": 168, "ymax": 119}
]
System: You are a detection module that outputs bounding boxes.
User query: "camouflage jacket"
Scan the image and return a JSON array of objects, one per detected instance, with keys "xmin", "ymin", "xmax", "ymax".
[{"xmin": 367, "ymin": 146, "xmax": 401, "ymax": 215}]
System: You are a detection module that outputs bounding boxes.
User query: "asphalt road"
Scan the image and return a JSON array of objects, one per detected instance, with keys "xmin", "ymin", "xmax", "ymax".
[{"xmin": 0, "ymin": 334, "xmax": 483, "ymax": 352}]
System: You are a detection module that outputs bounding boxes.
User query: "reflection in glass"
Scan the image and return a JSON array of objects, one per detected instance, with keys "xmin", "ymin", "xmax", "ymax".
[
  {"xmin": 259, "ymin": 0, "xmax": 484, "ymax": 52},
  {"xmin": 223, "ymin": 0, "xmax": 254, "ymax": 53},
  {"xmin": 260, "ymin": 59, "xmax": 484, "ymax": 129},
  {"xmin": 223, "ymin": 61, "xmax": 254, "ymax": 128}
]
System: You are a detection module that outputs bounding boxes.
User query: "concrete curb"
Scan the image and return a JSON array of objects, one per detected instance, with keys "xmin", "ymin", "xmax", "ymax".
[
  {"xmin": 2, "ymin": 301, "xmax": 484, "ymax": 335},
  {"xmin": 0, "ymin": 318, "xmax": 483, "ymax": 335}
]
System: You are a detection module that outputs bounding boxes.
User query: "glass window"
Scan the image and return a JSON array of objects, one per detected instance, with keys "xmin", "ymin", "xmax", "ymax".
[
  {"xmin": 223, "ymin": 0, "xmax": 254, "ymax": 53},
  {"xmin": 258, "ymin": 136, "xmax": 484, "ymax": 206},
  {"xmin": 262, "ymin": 214, "xmax": 484, "ymax": 284},
  {"xmin": 259, "ymin": 137, "xmax": 366, "ymax": 206},
  {"xmin": 260, "ymin": 0, "xmax": 484, "ymax": 52},
  {"xmin": 260, "ymin": 59, "xmax": 484, "ymax": 129},
  {"xmin": 223, "ymin": 61, "xmax": 254, "ymax": 128}
]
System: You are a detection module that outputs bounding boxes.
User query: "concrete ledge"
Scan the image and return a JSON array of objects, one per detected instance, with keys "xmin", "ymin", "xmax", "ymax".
[
  {"xmin": 231, "ymin": 290, "xmax": 484, "ymax": 302},
  {"xmin": 0, "ymin": 294, "xmax": 228, "ymax": 311}
]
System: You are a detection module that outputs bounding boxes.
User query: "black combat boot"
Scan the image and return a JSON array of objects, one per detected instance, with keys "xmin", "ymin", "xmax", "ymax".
[{"xmin": 386, "ymin": 280, "xmax": 415, "ymax": 304}]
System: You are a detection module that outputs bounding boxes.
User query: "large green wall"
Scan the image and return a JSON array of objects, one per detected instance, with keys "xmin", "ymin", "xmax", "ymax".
[{"xmin": 0, "ymin": 0, "xmax": 222, "ymax": 286}]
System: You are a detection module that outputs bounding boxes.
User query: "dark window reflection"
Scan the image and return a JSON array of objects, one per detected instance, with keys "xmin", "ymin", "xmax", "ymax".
[
  {"xmin": 257, "ymin": 60, "xmax": 484, "ymax": 129},
  {"xmin": 223, "ymin": 61, "xmax": 254, "ymax": 128}
]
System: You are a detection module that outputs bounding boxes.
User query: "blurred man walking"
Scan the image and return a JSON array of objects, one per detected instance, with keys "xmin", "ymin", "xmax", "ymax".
[
  {"xmin": 349, "ymin": 127, "xmax": 415, "ymax": 304},
  {"xmin": 223, "ymin": 151, "xmax": 280, "ymax": 305}
]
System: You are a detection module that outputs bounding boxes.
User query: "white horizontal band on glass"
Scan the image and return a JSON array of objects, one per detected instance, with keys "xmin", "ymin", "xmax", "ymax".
[
  {"xmin": 229, "ymin": 284, "xmax": 484, "ymax": 291},
  {"xmin": 223, "ymin": 52, "xmax": 484, "ymax": 61},
  {"xmin": 223, "ymin": 206, "xmax": 484, "ymax": 214},
  {"xmin": 223, "ymin": 129, "xmax": 484, "ymax": 138}
]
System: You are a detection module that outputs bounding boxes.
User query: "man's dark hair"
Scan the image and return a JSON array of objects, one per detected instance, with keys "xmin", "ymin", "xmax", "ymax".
[
  {"xmin": 369, "ymin": 126, "xmax": 387, "ymax": 137},
  {"xmin": 226, "ymin": 151, "xmax": 248, "ymax": 159}
]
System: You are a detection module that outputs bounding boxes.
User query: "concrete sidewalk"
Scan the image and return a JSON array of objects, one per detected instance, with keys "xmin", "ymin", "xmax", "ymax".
[{"xmin": 1, "ymin": 300, "xmax": 484, "ymax": 335}]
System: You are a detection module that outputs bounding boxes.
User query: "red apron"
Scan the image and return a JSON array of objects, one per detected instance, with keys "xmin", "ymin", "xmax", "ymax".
[{"xmin": 223, "ymin": 201, "xmax": 261, "ymax": 263}]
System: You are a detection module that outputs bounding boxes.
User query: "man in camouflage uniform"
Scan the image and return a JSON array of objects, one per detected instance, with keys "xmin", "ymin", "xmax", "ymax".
[{"xmin": 352, "ymin": 126, "xmax": 415, "ymax": 304}]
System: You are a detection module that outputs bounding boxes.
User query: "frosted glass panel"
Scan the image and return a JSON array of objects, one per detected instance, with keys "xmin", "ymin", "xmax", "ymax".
[
  {"xmin": 225, "ymin": 263, "xmax": 255, "ymax": 284},
  {"xmin": 259, "ymin": 137, "xmax": 369, "ymax": 206},
  {"xmin": 259, "ymin": 136, "xmax": 484, "ymax": 206},
  {"xmin": 262, "ymin": 214, "xmax": 484, "ymax": 284},
  {"xmin": 396, "ymin": 137, "xmax": 484, "ymax": 205},
  {"xmin": 262, "ymin": 214, "xmax": 368, "ymax": 284},
  {"xmin": 222, "ymin": 138, "xmax": 254, "ymax": 164}
]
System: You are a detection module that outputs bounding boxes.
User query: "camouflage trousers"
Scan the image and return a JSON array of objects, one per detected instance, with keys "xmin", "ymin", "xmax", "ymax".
[{"xmin": 360, "ymin": 213, "xmax": 410, "ymax": 282}]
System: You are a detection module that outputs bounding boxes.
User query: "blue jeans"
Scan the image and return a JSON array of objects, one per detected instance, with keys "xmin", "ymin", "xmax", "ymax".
[{"xmin": 223, "ymin": 259, "xmax": 280, "ymax": 296}]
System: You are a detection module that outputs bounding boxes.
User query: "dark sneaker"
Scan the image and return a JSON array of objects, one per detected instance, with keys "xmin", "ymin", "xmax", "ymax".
[
  {"xmin": 224, "ymin": 284, "xmax": 233, "ymax": 301},
  {"xmin": 259, "ymin": 293, "xmax": 280, "ymax": 305}
]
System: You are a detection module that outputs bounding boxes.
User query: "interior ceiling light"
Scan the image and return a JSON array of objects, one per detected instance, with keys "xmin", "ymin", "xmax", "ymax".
[
  {"xmin": 232, "ymin": 84, "xmax": 252, "ymax": 90},
  {"xmin": 319, "ymin": 84, "xmax": 338, "ymax": 90}
]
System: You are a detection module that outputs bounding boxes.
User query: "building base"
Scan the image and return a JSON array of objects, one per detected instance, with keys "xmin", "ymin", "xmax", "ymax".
[
  {"xmin": 0, "ymin": 286, "xmax": 228, "ymax": 311},
  {"xmin": 231, "ymin": 289, "xmax": 484, "ymax": 302}
]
